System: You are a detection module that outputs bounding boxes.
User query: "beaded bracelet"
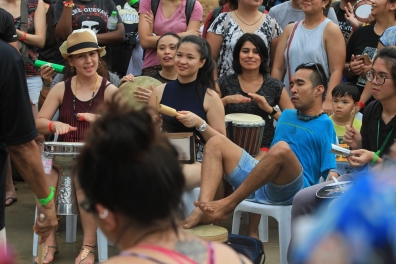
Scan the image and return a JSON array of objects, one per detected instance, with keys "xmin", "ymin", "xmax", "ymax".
[{"xmin": 38, "ymin": 187, "xmax": 55, "ymax": 206}]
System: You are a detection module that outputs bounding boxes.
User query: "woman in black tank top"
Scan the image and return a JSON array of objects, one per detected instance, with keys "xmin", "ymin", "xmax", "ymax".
[
  {"xmin": 149, "ymin": 36, "xmax": 226, "ymax": 190},
  {"xmin": 35, "ymin": 29, "xmax": 120, "ymax": 264}
]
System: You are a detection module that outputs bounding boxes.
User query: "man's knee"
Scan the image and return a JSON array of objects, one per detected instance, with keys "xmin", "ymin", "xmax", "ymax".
[{"xmin": 269, "ymin": 141, "xmax": 294, "ymax": 159}]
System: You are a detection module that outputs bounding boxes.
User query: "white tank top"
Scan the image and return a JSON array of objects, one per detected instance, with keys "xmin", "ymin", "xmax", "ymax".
[{"xmin": 284, "ymin": 18, "xmax": 331, "ymax": 93}]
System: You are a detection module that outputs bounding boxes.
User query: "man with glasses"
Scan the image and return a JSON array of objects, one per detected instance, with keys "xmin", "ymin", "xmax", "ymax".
[{"xmin": 182, "ymin": 62, "xmax": 337, "ymax": 229}]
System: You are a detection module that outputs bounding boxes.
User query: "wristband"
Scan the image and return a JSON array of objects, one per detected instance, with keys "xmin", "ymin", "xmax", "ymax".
[
  {"xmin": 371, "ymin": 151, "xmax": 379, "ymax": 165},
  {"xmin": 63, "ymin": 1, "xmax": 74, "ymax": 7},
  {"xmin": 38, "ymin": 187, "xmax": 55, "ymax": 206},
  {"xmin": 19, "ymin": 31, "xmax": 27, "ymax": 42},
  {"xmin": 48, "ymin": 121, "xmax": 54, "ymax": 133},
  {"xmin": 42, "ymin": 83, "xmax": 51, "ymax": 89},
  {"xmin": 358, "ymin": 100, "xmax": 365, "ymax": 109}
]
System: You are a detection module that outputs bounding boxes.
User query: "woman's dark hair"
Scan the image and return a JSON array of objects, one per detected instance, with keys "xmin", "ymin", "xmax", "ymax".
[
  {"xmin": 331, "ymin": 82, "xmax": 360, "ymax": 102},
  {"xmin": 373, "ymin": 47, "xmax": 396, "ymax": 84},
  {"xmin": 177, "ymin": 36, "xmax": 216, "ymax": 93},
  {"xmin": 156, "ymin": 32, "xmax": 181, "ymax": 49},
  {"xmin": 232, "ymin": 33, "xmax": 270, "ymax": 75},
  {"xmin": 76, "ymin": 102, "xmax": 185, "ymax": 231},
  {"xmin": 63, "ymin": 51, "xmax": 108, "ymax": 80}
]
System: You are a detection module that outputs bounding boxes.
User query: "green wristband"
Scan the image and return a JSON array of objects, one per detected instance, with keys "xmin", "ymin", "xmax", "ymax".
[
  {"xmin": 371, "ymin": 151, "xmax": 379, "ymax": 165},
  {"xmin": 38, "ymin": 187, "xmax": 55, "ymax": 206}
]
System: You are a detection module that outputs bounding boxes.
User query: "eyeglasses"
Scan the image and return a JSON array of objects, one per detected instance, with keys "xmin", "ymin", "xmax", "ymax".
[
  {"xmin": 366, "ymin": 70, "xmax": 392, "ymax": 85},
  {"xmin": 303, "ymin": 62, "xmax": 326, "ymax": 86}
]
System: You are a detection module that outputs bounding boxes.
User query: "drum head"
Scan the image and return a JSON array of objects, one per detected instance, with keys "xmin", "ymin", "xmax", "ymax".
[
  {"xmin": 185, "ymin": 225, "xmax": 228, "ymax": 242},
  {"xmin": 225, "ymin": 113, "xmax": 263, "ymax": 123},
  {"xmin": 353, "ymin": 0, "xmax": 372, "ymax": 23},
  {"xmin": 316, "ymin": 181, "xmax": 353, "ymax": 199},
  {"xmin": 119, "ymin": 76, "xmax": 162, "ymax": 110}
]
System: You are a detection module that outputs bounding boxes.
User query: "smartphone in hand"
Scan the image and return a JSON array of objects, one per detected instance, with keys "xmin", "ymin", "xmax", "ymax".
[{"xmin": 356, "ymin": 54, "xmax": 371, "ymax": 65}]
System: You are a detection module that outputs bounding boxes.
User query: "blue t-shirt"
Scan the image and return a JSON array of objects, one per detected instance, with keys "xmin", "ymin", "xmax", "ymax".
[{"xmin": 271, "ymin": 109, "xmax": 336, "ymax": 187}]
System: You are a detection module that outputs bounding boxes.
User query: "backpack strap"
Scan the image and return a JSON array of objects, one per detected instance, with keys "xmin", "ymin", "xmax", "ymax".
[
  {"xmin": 210, "ymin": 5, "xmax": 223, "ymax": 27},
  {"xmin": 287, "ymin": 21, "xmax": 299, "ymax": 85},
  {"xmin": 151, "ymin": 0, "xmax": 159, "ymax": 21},
  {"xmin": 332, "ymin": 1, "xmax": 340, "ymax": 14},
  {"xmin": 258, "ymin": 5, "xmax": 265, "ymax": 13},
  {"xmin": 270, "ymin": 16, "xmax": 275, "ymax": 37},
  {"xmin": 185, "ymin": 0, "xmax": 196, "ymax": 25},
  {"xmin": 20, "ymin": 0, "xmax": 29, "ymax": 32},
  {"xmin": 223, "ymin": 12, "xmax": 231, "ymax": 32}
]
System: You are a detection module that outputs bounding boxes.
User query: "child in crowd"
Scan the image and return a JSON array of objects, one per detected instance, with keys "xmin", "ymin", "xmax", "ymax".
[{"xmin": 330, "ymin": 82, "xmax": 362, "ymax": 177}]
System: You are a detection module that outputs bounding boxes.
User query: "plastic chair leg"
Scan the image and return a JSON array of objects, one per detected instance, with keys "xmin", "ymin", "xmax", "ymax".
[
  {"xmin": 65, "ymin": 215, "xmax": 77, "ymax": 243},
  {"xmin": 97, "ymin": 228, "xmax": 108, "ymax": 262}
]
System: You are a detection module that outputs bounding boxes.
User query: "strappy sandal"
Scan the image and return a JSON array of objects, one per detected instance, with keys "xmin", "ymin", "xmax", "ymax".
[
  {"xmin": 33, "ymin": 245, "xmax": 59, "ymax": 264},
  {"xmin": 79, "ymin": 244, "xmax": 95, "ymax": 263}
]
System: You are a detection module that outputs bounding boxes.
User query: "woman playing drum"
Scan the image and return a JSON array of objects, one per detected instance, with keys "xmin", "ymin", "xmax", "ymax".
[
  {"xmin": 35, "ymin": 29, "xmax": 120, "ymax": 264},
  {"xmin": 216, "ymin": 33, "xmax": 294, "ymax": 240},
  {"xmin": 149, "ymin": 36, "xmax": 226, "ymax": 190},
  {"xmin": 75, "ymin": 102, "xmax": 251, "ymax": 264}
]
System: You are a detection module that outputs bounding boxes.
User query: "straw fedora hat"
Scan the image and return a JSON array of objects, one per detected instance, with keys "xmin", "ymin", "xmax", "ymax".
[{"xmin": 59, "ymin": 29, "xmax": 106, "ymax": 59}]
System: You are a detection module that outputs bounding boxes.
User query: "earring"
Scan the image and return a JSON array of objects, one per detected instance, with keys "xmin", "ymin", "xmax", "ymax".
[
  {"xmin": 98, "ymin": 209, "xmax": 109, "ymax": 219},
  {"xmin": 71, "ymin": 66, "xmax": 75, "ymax": 73},
  {"xmin": 98, "ymin": 61, "xmax": 102, "ymax": 68}
]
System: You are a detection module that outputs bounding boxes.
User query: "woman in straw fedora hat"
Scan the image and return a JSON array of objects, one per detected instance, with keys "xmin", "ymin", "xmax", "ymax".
[{"xmin": 35, "ymin": 29, "xmax": 121, "ymax": 264}]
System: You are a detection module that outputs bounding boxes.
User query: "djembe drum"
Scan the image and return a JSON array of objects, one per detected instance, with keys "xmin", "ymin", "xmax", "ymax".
[
  {"xmin": 225, "ymin": 113, "xmax": 265, "ymax": 157},
  {"xmin": 119, "ymin": 76, "xmax": 162, "ymax": 110},
  {"xmin": 185, "ymin": 225, "xmax": 228, "ymax": 242},
  {"xmin": 43, "ymin": 142, "xmax": 84, "ymax": 215}
]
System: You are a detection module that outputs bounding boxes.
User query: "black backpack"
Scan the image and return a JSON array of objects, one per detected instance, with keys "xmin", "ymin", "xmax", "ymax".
[
  {"xmin": 151, "ymin": 0, "xmax": 196, "ymax": 25},
  {"xmin": 227, "ymin": 234, "xmax": 265, "ymax": 264}
]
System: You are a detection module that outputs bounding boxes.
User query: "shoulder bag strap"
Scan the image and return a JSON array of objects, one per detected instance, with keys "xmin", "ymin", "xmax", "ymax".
[
  {"xmin": 20, "ymin": 0, "xmax": 29, "ymax": 32},
  {"xmin": 185, "ymin": 0, "xmax": 196, "ymax": 25},
  {"xmin": 151, "ymin": 0, "xmax": 159, "ymax": 20},
  {"xmin": 287, "ymin": 21, "xmax": 299, "ymax": 85},
  {"xmin": 223, "ymin": 12, "xmax": 231, "ymax": 32}
]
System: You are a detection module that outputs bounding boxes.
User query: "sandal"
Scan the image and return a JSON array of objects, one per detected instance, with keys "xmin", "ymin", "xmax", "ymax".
[
  {"xmin": 33, "ymin": 245, "xmax": 59, "ymax": 264},
  {"xmin": 79, "ymin": 244, "xmax": 95, "ymax": 263}
]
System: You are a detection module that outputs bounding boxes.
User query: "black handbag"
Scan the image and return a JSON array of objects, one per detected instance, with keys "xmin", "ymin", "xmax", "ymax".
[{"xmin": 226, "ymin": 234, "xmax": 265, "ymax": 264}]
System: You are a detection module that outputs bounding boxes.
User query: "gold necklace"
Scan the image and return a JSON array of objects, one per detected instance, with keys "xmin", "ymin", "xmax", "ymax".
[
  {"xmin": 73, "ymin": 74, "xmax": 99, "ymax": 121},
  {"xmin": 234, "ymin": 11, "xmax": 264, "ymax": 28}
]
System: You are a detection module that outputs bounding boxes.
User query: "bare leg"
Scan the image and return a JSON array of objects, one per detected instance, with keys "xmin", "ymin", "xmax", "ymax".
[
  {"xmin": 182, "ymin": 135, "xmax": 243, "ymax": 228},
  {"xmin": 183, "ymin": 162, "xmax": 202, "ymax": 191},
  {"xmin": 75, "ymin": 187, "xmax": 97, "ymax": 264},
  {"xmin": 247, "ymin": 213, "xmax": 261, "ymax": 239},
  {"xmin": 5, "ymin": 157, "xmax": 16, "ymax": 206},
  {"xmin": 197, "ymin": 141, "xmax": 302, "ymax": 220}
]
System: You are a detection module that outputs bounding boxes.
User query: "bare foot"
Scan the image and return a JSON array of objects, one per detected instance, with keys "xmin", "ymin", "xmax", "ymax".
[
  {"xmin": 182, "ymin": 207, "xmax": 214, "ymax": 229},
  {"xmin": 195, "ymin": 198, "xmax": 235, "ymax": 221},
  {"xmin": 247, "ymin": 230, "xmax": 259, "ymax": 240}
]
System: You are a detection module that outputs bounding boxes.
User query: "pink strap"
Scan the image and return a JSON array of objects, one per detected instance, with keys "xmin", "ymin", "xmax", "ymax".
[
  {"xmin": 135, "ymin": 244, "xmax": 198, "ymax": 264},
  {"xmin": 287, "ymin": 21, "xmax": 300, "ymax": 85}
]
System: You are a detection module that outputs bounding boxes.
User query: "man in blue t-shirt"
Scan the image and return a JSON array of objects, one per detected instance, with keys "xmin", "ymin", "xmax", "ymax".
[{"xmin": 183, "ymin": 63, "xmax": 336, "ymax": 229}]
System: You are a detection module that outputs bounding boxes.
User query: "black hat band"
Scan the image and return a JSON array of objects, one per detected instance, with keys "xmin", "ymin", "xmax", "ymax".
[{"xmin": 67, "ymin": 42, "xmax": 99, "ymax": 53}]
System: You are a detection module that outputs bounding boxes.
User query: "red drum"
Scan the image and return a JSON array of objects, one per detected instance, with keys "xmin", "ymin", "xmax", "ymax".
[{"xmin": 225, "ymin": 113, "xmax": 265, "ymax": 157}]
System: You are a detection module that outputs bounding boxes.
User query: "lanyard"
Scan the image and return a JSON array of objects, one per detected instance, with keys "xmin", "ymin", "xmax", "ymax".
[{"xmin": 376, "ymin": 119, "xmax": 395, "ymax": 156}]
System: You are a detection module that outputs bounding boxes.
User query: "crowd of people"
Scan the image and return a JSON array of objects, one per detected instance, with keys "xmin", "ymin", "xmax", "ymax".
[{"xmin": 1, "ymin": 0, "xmax": 396, "ymax": 262}]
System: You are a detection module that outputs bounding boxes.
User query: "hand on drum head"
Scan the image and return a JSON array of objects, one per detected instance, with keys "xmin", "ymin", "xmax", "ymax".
[
  {"xmin": 176, "ymin": 111, "xmax": 202, "ymax": 128},
  {"xmin": 248, "ymin": 93, "xmax": 273, "ymax": 113},
  {"xmin": 343, "ymin": 125, "xmax": 362, "ymax": 150},
  {"xmin": 120, "ymin": 74, "xmax": 135, "ymax": 84},
  {"xmin": 134, "ymin": 85, "xmax": 153, "ymax": 103},
  {"xmin": 345, "ymin": 2, "xmax": 363, "ymax": 28},
  {"xmin": 76, "ymin": 113, "xmax": 98, "ymax": 123},
  {"xmin": 224, "ymin": 94, "xmax": 251, "ymax": 105},
  {"xmin": 52, "ymin": 121, "xmax": 78, "ymax": 135}
]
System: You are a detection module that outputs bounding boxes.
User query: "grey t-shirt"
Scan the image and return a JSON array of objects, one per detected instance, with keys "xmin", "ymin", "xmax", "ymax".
[{"xmin": 269, "ymin": 1, "xmax": 338, "ymax": 29}]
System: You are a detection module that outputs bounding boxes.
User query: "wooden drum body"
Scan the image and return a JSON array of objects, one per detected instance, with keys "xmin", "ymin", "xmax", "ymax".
[
  {"xmin": 225, "ymin": 113, "xmax": 265, "ymax": 157},
  {"xmin": 43, "ymin": 142, "xmax": 84, "ymax": 215}
]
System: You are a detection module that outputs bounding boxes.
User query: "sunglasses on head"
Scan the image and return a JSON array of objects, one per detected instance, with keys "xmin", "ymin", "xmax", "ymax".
[{"xmin": 302, "ymin": 62, "xmax": 326, "ymax": 86}]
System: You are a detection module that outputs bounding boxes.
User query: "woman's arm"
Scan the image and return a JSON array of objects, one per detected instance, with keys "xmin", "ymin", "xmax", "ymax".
[
  {"xmin": 202, "ymin": 89, "xmax": 226, "ymax": 139},
  {"xmin": 96, "ymin": 23, "xmax": 125, "ymax": 46},
  {"xmin": 270, "ymin": 24, "xmax": 292, "ymax": 81},
  {"xmin": 206, "ymin": 32, "xmax": 223, "ymax": 80},
  {"xmin": 270, "ymin": 36, "xmax": 280, "ymax": 68},
  {"xmin": 324, "ymin": 23, "xmax": 345, "ymax": 114},
  {"xmin": 17, "ymin": 0, "xmax": 46, "ymax": 48}
]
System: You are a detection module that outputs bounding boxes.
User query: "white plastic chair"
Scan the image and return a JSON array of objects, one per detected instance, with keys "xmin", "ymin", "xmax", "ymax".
[
  {"xmin": 32, "ymin": 207, "xmax": 109, "ymax": 262},
  {"xmin": 231, "ymin": 200, "xmax": 292, "ymax": 264},
  {"xmin": 181, "ymin": 187, "xmax": 200, "ymax": 219}
]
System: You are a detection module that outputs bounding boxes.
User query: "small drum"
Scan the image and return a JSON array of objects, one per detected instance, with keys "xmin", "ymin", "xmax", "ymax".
[
  {"xmin": 43, "ymin": 142, "xmax": 84, "ymax": 215},
  {"xmin": 225, "ymin": 113, "xmax": 265, "ymax": 157},
  {"xmin": 185, "ymin": 225, "xmax": 228, "ymax": 243},
  {"xmin": 353, "ymin": 0, "xmax": 372, "ymax": 23},
  {"xmin": 119, "ymin": 76, "xmax": 162, "ymax": 110}
]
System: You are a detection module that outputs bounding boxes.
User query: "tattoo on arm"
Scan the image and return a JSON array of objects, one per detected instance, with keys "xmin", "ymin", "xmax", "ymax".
[{"xmin": 174, "ymin": 238, "xmax": 207, "ymax": 263}]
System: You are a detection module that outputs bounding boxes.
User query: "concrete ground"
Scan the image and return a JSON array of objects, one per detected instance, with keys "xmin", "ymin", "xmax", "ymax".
[{"xmin": 5, "ymin": 182, "xmax": 281, "ymax": 263}]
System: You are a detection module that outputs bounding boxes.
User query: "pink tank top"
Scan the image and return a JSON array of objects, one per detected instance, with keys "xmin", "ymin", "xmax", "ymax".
[{"xmin": 57, "ymin": 77, "xmax": 107, "ymax": 142}]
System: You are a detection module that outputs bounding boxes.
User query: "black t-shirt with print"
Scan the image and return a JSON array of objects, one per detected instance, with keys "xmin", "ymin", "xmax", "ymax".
[
  {"xmin": 0, "ymin": 8, "xmax": 17, "ymax": 42},
  {"xmin": 333, "ymin": 3, "xmax": 353, "ymax": 44},
  {"xmin": 346, "ymin": 23, "xmax": 379, "ymax": 94},
  {"xmin": 0, "ymin": 40, "xmax": 38, "ymax": 230}
]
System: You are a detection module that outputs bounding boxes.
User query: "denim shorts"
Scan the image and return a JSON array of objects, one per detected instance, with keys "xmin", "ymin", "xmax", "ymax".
[{"xmin": 224, "ymin": 149, "xmax": 304, "ymax": 205}]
